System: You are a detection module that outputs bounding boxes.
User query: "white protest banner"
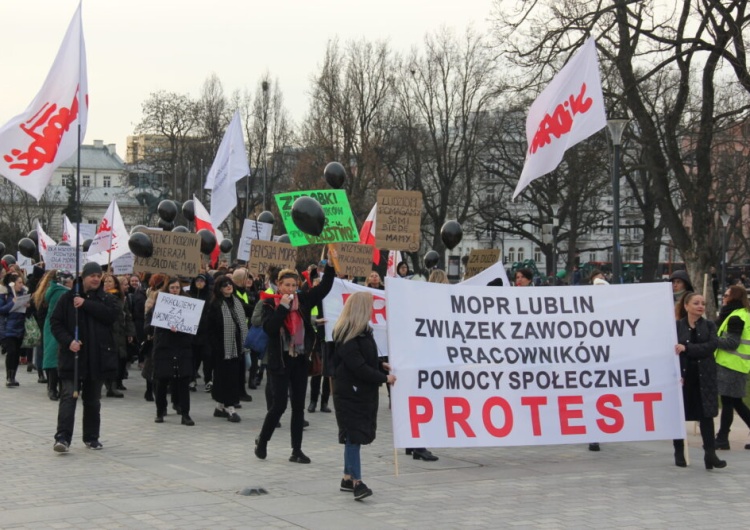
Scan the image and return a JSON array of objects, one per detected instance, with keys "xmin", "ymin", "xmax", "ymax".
[
  {"xmin": 460, "ymin": 258, "xmax": 510, "ymax": 288},
  {"xmin": 111, "ymin": 252, "xmax": 134, "ymax": 275},
  {"xmin": 237, "ymin": 219, "xmax": 274, "ymax": 261},
  {"xmin": 385, "ymin": 279, "xmax": 684, "ymax": 448},
  {"xmin": 16, "ymin": 253, "xmax": 34, "ymax": 274},
  {"xmin": 151, "ymin": 292, "xmax": 205, "ymax": 335},
  {"xmin": 45, "ymin": 245, "xmax": 85, "ymax": 272},
  {"xmin": 78, "ymin": 223, "xmax": 96, "ymax": 241},
  {"xmin": 11, "ymin": 294, "xmax": 31, "ymax": 313},
  {"xmin": 323, "ymin": 279, "xmax": 389, "ymax": 357}
]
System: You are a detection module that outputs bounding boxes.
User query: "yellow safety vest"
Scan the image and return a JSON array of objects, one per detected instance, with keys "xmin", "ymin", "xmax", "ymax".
[
  {"xmin": 235, "ymin": 290, "xmax": 249, "ymax": 304},
  {"xmin": 715, "ymin": 308, "xmax": 750, "ymax": 374}
]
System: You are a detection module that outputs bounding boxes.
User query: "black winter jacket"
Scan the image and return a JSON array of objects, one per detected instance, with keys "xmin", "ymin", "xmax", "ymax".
[{"xmin": 676, "ymin": 317, "xmax": 719, "ymax": 419}]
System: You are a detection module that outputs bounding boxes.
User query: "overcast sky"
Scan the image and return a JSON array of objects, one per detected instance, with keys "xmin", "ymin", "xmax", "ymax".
[{"xmin": 0, "ymin": 0, "xmax": 493, "ymax": 158}]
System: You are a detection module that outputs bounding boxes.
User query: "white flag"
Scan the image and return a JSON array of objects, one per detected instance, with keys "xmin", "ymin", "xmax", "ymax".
[
  {"xmin": 513, "ymin": 38, "xmax": 606, "ymax": 199},
  {"xmin": 36, "ymin": 221, "xmax": 57, "ymax": 262},
  {"xmin": 0, "ymin": 3, "xmax": 88, "ymax": 200},
  {"xmin": 204, "ymin": 110, "xmax": 249, "ymax": 228},
  {"xmin": 62, "ymin": 215, "xmax": 78, "ymax": 245},
  {"xmin": 386, "ymin": 250, "xmax": 402, "ymax": 278},
  {"xmin": 86, "ymin": 200, "xmax": 129, "ymax": 264}
]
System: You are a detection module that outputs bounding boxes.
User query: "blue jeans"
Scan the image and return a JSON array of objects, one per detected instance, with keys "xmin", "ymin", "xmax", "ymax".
[{"xmin": 344, "ymin": 436, "xmax": 361, "ymax": 481}]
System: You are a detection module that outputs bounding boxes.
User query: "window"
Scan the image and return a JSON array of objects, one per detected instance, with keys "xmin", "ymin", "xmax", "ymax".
[
  {"xmin": 589, "ymin": 252, "xmax": 597, "ymax": 262},
  {"xmin": 103, "ymin": 176, "xmax": 111, "ymax": 188},
  {"xmin": 508, "ymin": 247, "xmax": 516, "ymax": 263},
  {"xmin": 82, "ymin": 175, "xmax": 91, "ymax": 187},
  {"xmin": 532, "ymin": 225, "xmax": 541, "ymax": 234},
  {"xmin": 534, "ymin": 247, "xmax": 541, "ymax": 262},
  {"xmin": 518, "ymin": 248, "xmax": 525, "ymax": 262}
]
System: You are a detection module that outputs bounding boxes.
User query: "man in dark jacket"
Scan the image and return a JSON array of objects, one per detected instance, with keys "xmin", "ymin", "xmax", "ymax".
[{"xmin": 51, "ymin": 262, "xmax": 119, "ymax": 453}]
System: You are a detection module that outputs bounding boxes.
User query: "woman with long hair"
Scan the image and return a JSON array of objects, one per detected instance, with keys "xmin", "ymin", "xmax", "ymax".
[
  {"xmin": 332, "ymin": 292, "xmax": 395, "ymax": 501},
  {"xmin": 36, "ymin": 270, "xmax": 73, "ymax": 399},
  {"xmin": 674, "ymin": 292, "xmax": 726, "ymax": 470},
  {"xmin": 207, "ymin": 275, "xmax": 247, "ymax": 423},
  {"xmin": 0, "ymin": 273, "xmax": 30, "ymax": 387},
  {"xmin": 714, "ymin": 284, "xmax": 750, "ymax": 450},
  {"xmin": 102, "ymin": 273, "xmax": 135, "ymax": 398},
  {"xmin": 364, "ymin": 271, "xmax": 383, "ymax": 290}
]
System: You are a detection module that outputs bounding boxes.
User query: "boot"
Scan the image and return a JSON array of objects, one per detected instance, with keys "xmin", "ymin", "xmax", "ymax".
[
  {"xmin": 47, "ymin": 370, "xmax": 59, "ymax": 400},
  {"xmin": 144, "ymin": 380, "xmax": 154, "ymax": 402},
  {"xmin": 6, "ymin": 369, "xmax": 19, "ymax": 387},
  {"xmin": 37, "ymin": 371, "xmax": 48, "ymax": 384},
  {"xmin": 673, "ymin": 440, "xmax": 686, "ymax": 467},
  {"xmin": 105, "ymin": 379, "xmax": 124, "ymax": 398},
  {"xmin": 308, "ymin": 400, "xmax": 317, "ymax": 413},
  {"xmin": 715, "ymin": 429, "xmax": 730, "ymax": 450},
  {"xmin": 703, "ymin": 447, "xmax": 727, "ymax": 470}
]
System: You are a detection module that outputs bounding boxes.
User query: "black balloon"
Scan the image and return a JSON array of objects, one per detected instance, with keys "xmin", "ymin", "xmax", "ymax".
[
  {"xmin": 157, "ymin": 200, "xmax": 178, "ymax": 223},
  {"xmin": 130, "ymin": 225, "xmax": 147, "ymax": 235},
  {"xmin": 257, "ymin": 210, "xmax": 275, "ymax": 225},
  {"xmin": 57, "ymin": 242, "xmax": 71, "ymax": 247},
  {"xmin": 0, "ymin": 242, "xmax": 5, "ymax": 256},
  {"xmin": 277, "ymin": 234, "xmax": 290, "ymax": 244},
  {"xmin": 27, "ymin": 230, "xmax": 38, "ymax": 246},
  {"xmin": 219, "ymin": 239, "xmax": 233, "ymax": 253},
  {"xmin": 2, "ymin": 254, "xmax": 17, "ymax": 265},
  {"xmin": 182, "ymin": 200, "xmax": 195, "ymax": 222},
  {"xmin": 291, "ymin": 196, "xmax": 326, "ymax": 237},
  {"xmin": 17, "ymin": 238, "xmax": 36, "ymax": 258},
  {"xmin": 172, "ymin": 225, "xmax": 190, "ymax": 233},
  {"xmin": 82, "ymin": 239, "xmax": 93, "ymax": 252},
  {"xmin": 424, "ymin": 250, "xmax": 439, "ymax": 269},
  {"xmin": 197, "ymin": 229, "xmax": 217, "ymax": 255},
  {"xmin": 128, "ymin": 232, "xmax": 153, "ymax": 258},
  {"xmin": 323, "ymin": 161, "xmax": 346, "ymax": 189},
  {"xmin": 158, "ymin": 218, "xmax": 174, "ymax": 231},
  {"xmin": 440, "ymin": 220, "xmax": 463, "ymax": 250}
]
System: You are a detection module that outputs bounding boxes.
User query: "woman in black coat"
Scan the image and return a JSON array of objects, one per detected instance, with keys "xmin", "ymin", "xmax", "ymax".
[
  {"xmin": 674, "ymin": 292, "xmax": 725, "ymax": 470},
  {"xmin": 151, "ymin": 277, "xmax": 194, "ymax": 426},
  {"xmin": 332, "ymin": 291, "xmax": 395, "ymax": 501}
]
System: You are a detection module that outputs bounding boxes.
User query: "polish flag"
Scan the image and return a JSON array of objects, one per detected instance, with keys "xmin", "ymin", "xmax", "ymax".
[
  {"xmin": 513, "ymin": 38, "xmax": 606, "ymax": 199},
  {"xmin": 358, "ymin": 204, "xmax": 380, "ymax": 265},
  {"xmin": 62, "ymin": 215, "xmax": 78, "ymax": 245},
  {"xmin": 386, "ymin": 250, "xmax": 402, "ymax": 277},
  {"xmin": 36, "ymin": 221, "xmax": 57, "ymax": 262},
  {"xmin": 193, "ymin": 195, "xmax": 219, "ymax": 267},
  {"xmin": 87, "ymin": 200, "xmax": 129, "ymax": 264},
  {"xmin": 0, "ymin": 3, "xmax": 88, "ymax": 200}
]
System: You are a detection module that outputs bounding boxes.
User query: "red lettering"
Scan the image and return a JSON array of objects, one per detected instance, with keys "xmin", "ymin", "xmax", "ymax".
[
  {"xmin": 558, "ymin": 395, "xmax": 586, "ymax": 435},
  {"xmin": 371, "ymin": 295, "xmax": 386, "ymax": 324},
  {"xmin": 595, "ymin": 394, "xmax": 624, "ymax": 434},
  {"xmin": 520, "ymin": 396, "xmax": 547, "ymax": 436},
  {"xmin": 409, "ymin": 396, "xmax": 433, "ymax": 438},
  {"xmin": 528, "ymin": 83, "xmax": 593, "ymax": 155},
  {"xmin": 482, "ymin": 396, "xmax": 513, "ymax": 437},
  {"xmin": 568, "ymin": 82, "xmax": 593, "ymax": 115},
  {"xmin": 444, "ymin": 397, "xmax": 475, "ymax": 438},
  {"xmin": 633, "ymin": 392, "xmax": 662, "ymax": 432}
]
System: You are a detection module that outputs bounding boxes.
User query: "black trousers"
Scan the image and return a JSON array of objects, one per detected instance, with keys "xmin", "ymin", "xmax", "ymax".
[
  {"xmin": 309, "ymin": 374, "xmax": 330, "ymax": 404},
  {"xmin": 192, "ymin": 343, "xmax": 211, "ymax": 383},
  {"xmin": 258, "ymin": 355, "xmax": 308, "ymax": 451},
  {"xmin": 3, "ymin": 337, "xmax": 21, "ymax": 372},
  {"xmin": 155, "ymin": 376, "xmax": 190, "ymax": 415},
  {"xmin": 718, "ymin": 395, "xmax": 750, "ymax": 438},
  {"xmin": 55, "ymin": 378, "xmax": 104, "ymax": 444}
]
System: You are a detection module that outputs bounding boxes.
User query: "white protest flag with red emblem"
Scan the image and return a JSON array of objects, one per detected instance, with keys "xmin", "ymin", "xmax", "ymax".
[
  {"xmin": 386, "ymin": 250, "xmax": 402, "ymax": 277},
  {"xmin": 36, "ymin": 221, "xmax": 57, "ymax": 262},
  {"xmin": 62, "ymin": 215, "xmax": 78, "ymax": 245},
  {"xmin": 0, "ymin": 3, "xmax": 88, "ymax": 201},
  {"xmin": 193, "ymin": 195, "xmax": 219, "ymax": 266},
  {"xmin": 513, "ymin": 38, "xmax": 606, "ymax": 199},
  {"xmin": 204, "ymin": 110, "xmax": 250, "ymax": 229},
  {"xmin": 358, "ymin": 203, "xmax": 380, "ymax": 265},
  {"xmin": 86, "ymin": 200, "xmax": 129, "ymax": 264}
]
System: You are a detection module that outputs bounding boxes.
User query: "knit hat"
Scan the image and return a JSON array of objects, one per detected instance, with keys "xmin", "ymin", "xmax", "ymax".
[{"xmin": 81, "ymin": 262, "xmax": 103, "ymax": 279}]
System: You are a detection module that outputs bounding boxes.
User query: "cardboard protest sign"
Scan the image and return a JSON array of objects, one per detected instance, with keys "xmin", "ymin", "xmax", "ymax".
[
  {"xmin": 375, "ymin": 189, "xmax": 422, "ymax": 252},
  {"xmin": 246, "ymin": 240, "xmax": 297, "ymax": 277},
  {"xmin": 237, "ymin": 219, "xmax": 274, "ymax": 261},
  {"xmin": 464, "ymin": 249, "xmax": 502, "ymax": 279},
  {"xmin": 275, "ymin": 189, "xmax": 359, "ymax": 246},
  {"xmin": 329, "ymin": 242, "xmax": 375, "ymax": 278},
  {"xmin": 133, "ymin": 230, "xmax": 201, "ymax": 277},
  {"xmin": 45, "ymin": 245, "xmax": 85, "ymax": 272},
  {"xmin": 386, "ymin": 279, "xmax": 684, "ymax": 448},
  {"xmin": 111, "ymin": 252, "xmax": 134, "ymax": 275},
  {"xmin": 151, "ymin": 292, "xmax": 205, "ymax": 335}
]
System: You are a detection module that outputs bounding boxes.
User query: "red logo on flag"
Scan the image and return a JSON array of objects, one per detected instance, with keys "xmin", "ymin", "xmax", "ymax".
[{"xmin": 528, "ymin": 83, "xmax": 593, "ymax": 155}]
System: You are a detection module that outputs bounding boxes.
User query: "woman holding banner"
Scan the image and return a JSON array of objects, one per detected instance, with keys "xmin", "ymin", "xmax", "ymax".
[
  {"xmin": 255, "ymin": 263, "xmax": 335, "ymax": 464},
  {"xmin": 674, "ymin": 292, "xmax": 726, "ymax": 470},
  {"xmin": 332, "ymin": 291, "xmax": 395, "ymax": 501}
]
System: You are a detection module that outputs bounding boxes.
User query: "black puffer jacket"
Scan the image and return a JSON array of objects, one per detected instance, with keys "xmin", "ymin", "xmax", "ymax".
[
  {"xmin": 152, "ymin": 326, "xmax": 193, "ymax": 379},
  {"xmin": 50, "ymin": 285, "xmax": 119, "ymax": 380}
]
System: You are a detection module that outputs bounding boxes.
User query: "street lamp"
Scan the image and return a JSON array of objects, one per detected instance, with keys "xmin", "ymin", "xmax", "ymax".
[
  {"xmin": 551, "ymin": 203, "xmax": 561, "ymax": 278},
  {"xmin": 720, "ymin": 213, "xmax": 731, "ymax": 298},
  {"xmin": 607, "ymin": 117, "xmax": 629, "ymax": 284},
  {"xmin": 261, "ymin": 81, "xmax": 270, "ymax": 211}
]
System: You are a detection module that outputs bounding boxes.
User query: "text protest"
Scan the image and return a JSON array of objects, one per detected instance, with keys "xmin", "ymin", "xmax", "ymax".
[
  {"xmin": 45, "ymin": 245, "xmax": 85, "ymax": 272},
  {"xmin": 464, "ymin": 249, "xmax": 501, "ymax": 279},
  {"xmin": 329, "ymin": 242, "xmax": 375, "ymax": 278},
  {"xmin": 275, "ymin": 189, "xmax": 359, "ymax": 246},
  {"xmin": 385, "ymin": 279, "xmax": 684, "ymax": 448},
  {"xmin": 375, "ymin": 189, "xmax": 422, "ymax": 252},
  {"xmin": 323, "ymin": 279, "xmax": 388, "ymax": 357},
  {"xmin": 237, "ymin": 219, "xmax": 274, "ymax": 261},
  {"xmin": 246, "ymin": 239, "xmax": 297, "ymax": 277},
  {"xmin": 133, "ymin": 230, "xmax": 201, "ymax": 277},
  {"xmin": 151, "ymin": 292, "xmax": 205, "ymax": 335}
]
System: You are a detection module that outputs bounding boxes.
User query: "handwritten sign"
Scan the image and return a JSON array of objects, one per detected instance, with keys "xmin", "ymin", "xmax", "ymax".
[
  {"xmin": 11, "ymin": 294, "xmax": 31, "ymax": 313},
  {"xmin": 246, "ymin": 240, "xmax": 297, "ymax": 277},
  {"xmin": 464, "ymin": 249, "xmax": 501, "ymax": 279},
  {"xmin": 330, "ymin": 243, "xmax": 374, "ymax": 278},
  {"xmin": 375, "ymin": 189, "xmax": 422, "ymax": 252},
  {"xmin": 133, "ymin": 230, "xmax": 201, "ymax": 277},
  {"xmin": 151, "ymin": 292, "xmax": 205, "ymax": 335},
  {"xmin": 237, "ymin": 219, "xmax": 274, "ymax": 261},
  {"xmin": 111, "ymin": 253, "xmax": 134, "ymax": 275},
  {"xmin": 16, "ymin": 253, "xmax": 34, "ymax": 274},
  {"xmin": 45, "ymin": 245, "xmax": 85, "ymax": 272},
  {"xmin": 275, "ymin": 189, "xmax": 359, "ymax": 246}
]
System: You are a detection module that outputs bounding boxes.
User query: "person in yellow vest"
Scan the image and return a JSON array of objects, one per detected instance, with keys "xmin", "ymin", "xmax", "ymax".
[{"xmin": 714, "ymin": 284, "xmax": 750, "ymax": 450}]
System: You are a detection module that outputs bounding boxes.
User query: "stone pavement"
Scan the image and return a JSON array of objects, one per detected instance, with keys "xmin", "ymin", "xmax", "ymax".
[{"xmin": 1, "ymin": 368, "xmax": 750, "ymax": 529}]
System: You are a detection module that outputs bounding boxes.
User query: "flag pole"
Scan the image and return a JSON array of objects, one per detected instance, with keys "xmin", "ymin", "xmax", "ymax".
[{"xmin": 72, "ymin": 3, "xmax": 84, "ymax": 399}]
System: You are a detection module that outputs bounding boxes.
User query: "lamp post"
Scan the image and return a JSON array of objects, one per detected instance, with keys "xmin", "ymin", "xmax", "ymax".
[
  {"xmin": 607, "ymin": 117, "xmax": 629, "ymax": 284},
  {"xmin": 720, "ymin": 213, "xmax": 731, "ymax": 298},
  {"xmin": 551, "ymin": 203, "xmax": 561, "ymax": 278},
  {"xmin": 261, "ymin": 81, "xmax": 270, "ymax": 211}
]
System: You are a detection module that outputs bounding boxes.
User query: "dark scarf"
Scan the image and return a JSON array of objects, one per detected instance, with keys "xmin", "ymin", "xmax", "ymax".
[{"xmin": 717, "ymin": 299, "xmax": 744, "ymax": 328}]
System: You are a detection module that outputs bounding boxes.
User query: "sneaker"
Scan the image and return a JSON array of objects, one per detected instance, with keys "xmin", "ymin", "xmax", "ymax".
[
  {"xmin": 213, "ymin": 408, "xmax": 230, "ymax": 418},
  {"xmin": 254, "ymin": 437, "xmax": 267, "ymax": 460},
  {"xmin": 353, "ymin": 482, "xmax": 372, "ymax": 501},
  {"xmin": 340, "ymin": 478, "xmax": 354, "ymax": 492},
  {"xmin": 204, "ymin": 381, "xmax": 213, "ymax": 392},
  {"xmin": 227, "ymin": 412, "xmax": 241, "ymax": 423},
  {"xmin": 53, "ymin": 439, "xmax": 70, "ymax": 453},
  {"xmin": 181, "ymin": 415, "xmax": 195, "ymax": 426},
  {"xmin": 289, "ymin": 450, "xmax": 311, "ymax": 464},
  {"xmin": 84, "ymin": 440, "xmax": 103, "ymax": 450}
]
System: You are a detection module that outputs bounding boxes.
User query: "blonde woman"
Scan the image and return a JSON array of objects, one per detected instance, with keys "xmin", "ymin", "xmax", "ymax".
[{"xmin": 332, "ymin": 291, "xmax": 395, "ymax": 501}]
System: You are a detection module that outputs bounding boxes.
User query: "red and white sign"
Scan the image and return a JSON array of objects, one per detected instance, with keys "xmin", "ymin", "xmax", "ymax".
[
  {"xmin": 513, "ymin": 38, "xmax": 606, "ymax": 199},
  {"xmin": 385, "ymin": 278, "xmax": 685, "ymax": 448},
  {"xmin": 358, "ymin": 204, "xmax": 380, "ymax": 265},
  {"xmin": 323, "ymin": 279, "xmax": 388, "ymax": 357},
  {"xmin": 193, "ymin": 195, "xmax": 219, "ymax": 266},
  {"xmin": 0, "ymin": 3, "xmax": 88, "ymax": 200}
]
